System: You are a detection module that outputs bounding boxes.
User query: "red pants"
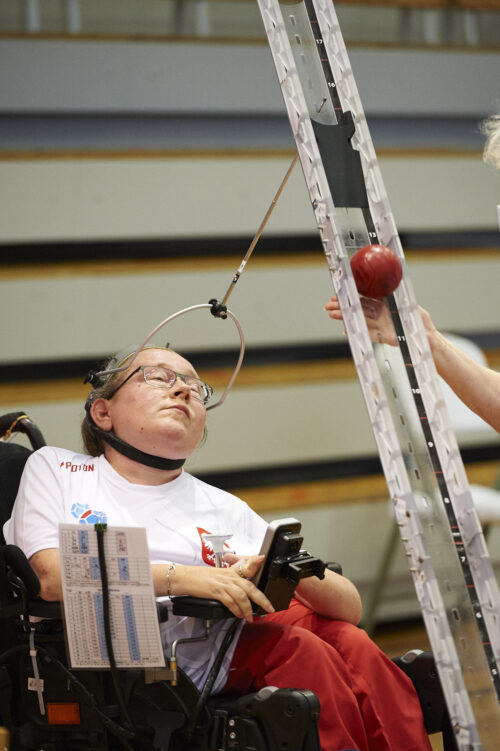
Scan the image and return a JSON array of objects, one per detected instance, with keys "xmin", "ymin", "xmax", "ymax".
[{"xmin": 222, "ymin": 599, "xmax": 432, "ymax": 751}]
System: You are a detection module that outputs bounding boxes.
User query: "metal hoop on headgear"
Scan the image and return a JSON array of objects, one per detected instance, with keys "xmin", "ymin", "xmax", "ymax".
[{"xmin": 86, "ymin": 303, "xmax": 245, "ymax": 411}]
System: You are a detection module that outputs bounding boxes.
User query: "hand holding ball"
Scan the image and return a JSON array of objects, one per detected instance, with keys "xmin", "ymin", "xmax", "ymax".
[{"xmin": 350, "ymin": 244, "xmax": 402, "ymax": 299}]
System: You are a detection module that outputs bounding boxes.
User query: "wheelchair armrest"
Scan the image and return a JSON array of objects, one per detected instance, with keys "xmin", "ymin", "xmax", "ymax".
[
  {"xmin": 171, "ymin": 595, "xmax": 233, "ymax": 620},
  {"xmin": 0, "ymin": 544, "xmax": 63, "ymax": 619},
  {"xmin": 28, "ymin": 599, "xmax": 63, "ymax": 619},
  {"xmin": 28, "ymin": 597, "xmax": 168, "ymax": 624},
  {"xmin": 326, "ymin": 561, "xmax": 342, "ymax": 575},
  {"xmin": 1, "ymin": 544, "xmax": 40, "ymax": 598}
]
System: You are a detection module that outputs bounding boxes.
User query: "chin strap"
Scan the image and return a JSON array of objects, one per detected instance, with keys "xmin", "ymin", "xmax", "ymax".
[{"xmin": 87, "ymin": 416, "xmax": 186, "ymax": 471}]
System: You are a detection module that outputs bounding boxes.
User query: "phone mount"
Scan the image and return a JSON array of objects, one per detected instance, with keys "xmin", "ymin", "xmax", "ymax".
[{"xmin": 254, "ymin": 529, "xmax": 326, "ymax": 615}]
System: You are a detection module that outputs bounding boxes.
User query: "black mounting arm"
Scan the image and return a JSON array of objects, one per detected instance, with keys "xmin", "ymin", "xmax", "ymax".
[{"xmin": 209, "ymin": 298, "xmax": 228, "ymax": 320}]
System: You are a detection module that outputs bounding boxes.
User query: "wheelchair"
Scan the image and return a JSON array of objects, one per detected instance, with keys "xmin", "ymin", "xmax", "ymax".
[{"xmin": 0, "ymin": 411, "xmax": 457, "ymax": 751}]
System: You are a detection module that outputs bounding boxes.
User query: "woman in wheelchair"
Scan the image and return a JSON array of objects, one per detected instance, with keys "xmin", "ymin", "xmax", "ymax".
[{"xmin": 4, "ymin": 345, "xmax": 432, "ymax": 751}]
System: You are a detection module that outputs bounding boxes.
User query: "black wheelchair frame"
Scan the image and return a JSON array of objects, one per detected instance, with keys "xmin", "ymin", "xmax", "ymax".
[{"xmin": 0, "ymin": 411, "xmax": 457, "ymax": 751}]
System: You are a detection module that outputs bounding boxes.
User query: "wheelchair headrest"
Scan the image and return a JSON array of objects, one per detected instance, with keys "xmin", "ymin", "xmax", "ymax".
[
  {"xmin": 0, "ymin": 413, "xmax": 47, "ymax": 544},
  {"xmin": 0, "ymin": 443, "xmax": 33, "ymax": 545},
  {"xmin": 0, "ymin": 412, "xmax": 46, "ymax": 451}
]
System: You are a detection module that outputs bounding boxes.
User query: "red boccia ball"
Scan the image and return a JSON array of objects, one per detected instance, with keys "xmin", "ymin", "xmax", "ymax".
[{"xmin": 350, "ymin": 244, "xmax": 402, "ymax": 299}]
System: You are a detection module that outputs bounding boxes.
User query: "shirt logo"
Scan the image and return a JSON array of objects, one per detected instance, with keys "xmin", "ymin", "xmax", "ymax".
[
  {"xmin": 71, "ymin": 503, "xmax": 107, "ymax": 525},
  {"xmin": 60, "ymin": 461, "xmax": 95, "ymax": 472},
  {"xmin": 196, "ymin": 527, "xmax": 232, "ymax": 567}
]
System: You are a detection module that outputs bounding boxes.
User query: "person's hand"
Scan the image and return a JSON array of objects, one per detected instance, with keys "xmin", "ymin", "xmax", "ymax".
[
  {"xmin": 324, "ymin": 295, "xmax": 398, "ymax": 346},
  {"xmin": 210, "ymin": 553, "xmax": 275, "ymax": 621},
  {"xmin": 173, "ymin": 554, "xmax": 275, "ymax": 622}
]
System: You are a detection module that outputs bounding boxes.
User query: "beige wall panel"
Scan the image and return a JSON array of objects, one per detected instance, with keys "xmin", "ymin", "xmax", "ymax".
[
  {"xmin": 409, "ymin": 256, "xmax": 500, "ymax": 332},
  {"xmin": 0, "ymin": 265, "xmax": 334, "ymax": 364},
  {"xmin": 1, "ymin": 40, "xmax": 498, "ymax": 116},
  {"xmin": 190, "ymin": 380, "xmax": 375, "ymax": 473},
  {"xmin": 0, "ymin": 154, "xmax": 498, "ymax": 244},
  {"xmin": 0, "ymin": 157, "xmax": 313, "ymax": 242},
  {"xmin": 259, "ymin": 501, "xmax": 420, "ymax": 599},
  {"xmin": 1, "ymin": 256, "xmax": 500, "ymax": 364}
]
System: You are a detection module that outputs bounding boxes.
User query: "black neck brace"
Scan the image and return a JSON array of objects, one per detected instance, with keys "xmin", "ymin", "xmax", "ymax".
[{"xmin": 87, "ymin": 418, "xmax": 186, "ymax": 471}]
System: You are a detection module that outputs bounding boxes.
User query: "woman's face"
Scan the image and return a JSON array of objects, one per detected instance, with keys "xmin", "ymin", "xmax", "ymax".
[{"xmin": 95, "ymin": 348, "xmax": 208, "ymax": 460}]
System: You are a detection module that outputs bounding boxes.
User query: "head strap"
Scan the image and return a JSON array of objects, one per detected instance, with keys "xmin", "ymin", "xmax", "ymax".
[{"xmin": 85, "ymin": 412, "xmax": 185, "ymax": 471}]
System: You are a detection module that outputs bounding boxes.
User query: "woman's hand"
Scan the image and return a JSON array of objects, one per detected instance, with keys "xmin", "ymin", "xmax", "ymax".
[
  {"xmin": 154, "ymin": 554, "xmax": 275, "ymax": 622},
  {"xmin": 324, "ymin": 295, "xmax": 398, "ymax": 346},
  {"xmin": 325, "ymin": 296, "xmax": 440, "ymax": 353}
]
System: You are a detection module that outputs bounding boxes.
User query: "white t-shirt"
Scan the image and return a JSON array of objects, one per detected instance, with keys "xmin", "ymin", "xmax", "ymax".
[{"xmin": 4, "ymin": 446, "xmax": 268, "ymax": 693}]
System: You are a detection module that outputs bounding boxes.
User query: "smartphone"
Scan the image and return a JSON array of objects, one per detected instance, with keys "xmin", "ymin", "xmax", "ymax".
[{"xmin": 251, "ymin": 518, "xmax": 303, "ymax": 614}]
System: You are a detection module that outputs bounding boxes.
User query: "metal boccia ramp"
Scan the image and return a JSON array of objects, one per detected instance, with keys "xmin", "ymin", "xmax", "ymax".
[{"xmin": 255, "ymin": 1, "xmax": 500, "ymax": 748}]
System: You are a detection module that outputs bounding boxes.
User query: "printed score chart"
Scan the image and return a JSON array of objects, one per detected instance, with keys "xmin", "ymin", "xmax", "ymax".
[{"xmin": 59, "ymin": 524, "xmax": 165, "ymax": 669}]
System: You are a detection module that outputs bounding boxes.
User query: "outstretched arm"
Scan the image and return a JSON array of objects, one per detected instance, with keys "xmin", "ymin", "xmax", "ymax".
[
  {"xmin": 427, "ymin": 322, "xmax": 500, "ymax": 433},
  {"xmin": 324, "ymin": 295, "xmax": 500, "ymax": 433}
]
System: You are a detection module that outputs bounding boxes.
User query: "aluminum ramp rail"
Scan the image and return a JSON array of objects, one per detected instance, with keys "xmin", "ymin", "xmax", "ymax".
[{"xmin": 255, "ymin": 1, "xmax": 500, "ymax": 748}]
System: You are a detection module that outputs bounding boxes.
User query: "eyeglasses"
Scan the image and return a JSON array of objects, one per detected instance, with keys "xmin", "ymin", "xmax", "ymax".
[{"xmin": 108, "ymin": 365, "xmax": 213, "ymax": 404}]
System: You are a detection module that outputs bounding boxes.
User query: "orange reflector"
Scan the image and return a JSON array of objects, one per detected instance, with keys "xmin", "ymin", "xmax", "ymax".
[{"xmin": 46, "ymin": 702, "xmax": 81, "ymax": 725}]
